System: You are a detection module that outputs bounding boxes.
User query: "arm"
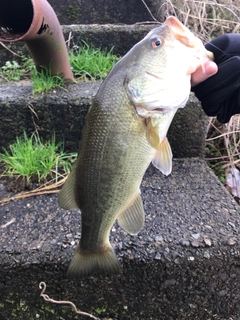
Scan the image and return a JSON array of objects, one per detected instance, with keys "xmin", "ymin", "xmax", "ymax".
[{"xmin": 191, "ymin": 34, "xmax": 240, "ymax": 123}]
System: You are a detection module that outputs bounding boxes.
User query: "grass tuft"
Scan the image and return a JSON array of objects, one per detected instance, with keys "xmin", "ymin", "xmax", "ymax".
[
  {"xmin": 0, "ymin": 131, "xmax": 76, "ymax": 186},
  {"xmin": 69, "ymin": 41, "xmax": 120, "ymax": 80},
  {"xmin": 31, "ymin": 68, "xmax": 65, "ymax": 94}
]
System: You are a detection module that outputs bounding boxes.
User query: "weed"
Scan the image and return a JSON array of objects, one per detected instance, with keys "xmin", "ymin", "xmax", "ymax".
[
  {"xmin": 0, "ymin": 131, "xmax": 76, "ymax": 186},
  {"xmin": 0, "ymin": 57, "xmax": 34, "ymax": 81},
  {"xmin": 0, "ymin": 61, "xmax": 26, "ymax": 81},
  {"xmin": 69, "ymin": 41, "xmax": 120, "ymax": 80},
  {"xmin": 157, "ymin": 0, "xmax": 240, "ymax": 41},
  {"xmin": 205, "ymin": 116, "xmax": 240, "ymax": 201},
  {"xmin": 31, "ymin": 68, "xmax": 65, "ymax": 93},
  {"xmin": 0, "ymin": 42, "xmax": 119, "ymax": 86}
]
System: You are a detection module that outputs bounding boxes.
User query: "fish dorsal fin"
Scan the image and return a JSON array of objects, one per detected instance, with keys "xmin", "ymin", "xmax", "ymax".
[
  {"xmin": 117, "ymin": 193, "xmax": 145, "ymax": 235},
  {"xmin": 152, "ymin": 137, "xmax": 173, "ymax": 176},
  {"xmin": 58, "ymin": 164, "xmax": 78, "ymax": 210}
]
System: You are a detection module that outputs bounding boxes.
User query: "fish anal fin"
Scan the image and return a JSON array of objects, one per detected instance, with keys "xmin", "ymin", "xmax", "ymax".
[
  {"xmin": 67, "ymin": 243, "xmax": 120, "ymax": 279},
  {"xmin": 152, "ymin": 137, "xmax": 172, "ymax": 176},
  {"xmin": 118, "ymin": 193, "xmax": 145, "ymax": 235},
  {"xmin": 58, "ymin": 164, "xmax": 78, "ymax": 210}
]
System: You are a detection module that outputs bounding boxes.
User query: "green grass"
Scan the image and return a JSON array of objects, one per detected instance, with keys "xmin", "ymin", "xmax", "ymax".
[
  {"xmin": 0, "ymin": 57, "xmax": 34, "ymax": 81},
  {"xmin": 0, "ymin": 131, "xmax": 76, "ymax": 185},
  {"xmin": 0, "ymin": 42, "xmax": 120, "ymax": 89},
  {"xmin": 31, "ymin": 68, "xmax": 65, "ymax": 94},
  {"xmin": 69, "ymin": 41, "xmax": 120, "ymax": 80}
]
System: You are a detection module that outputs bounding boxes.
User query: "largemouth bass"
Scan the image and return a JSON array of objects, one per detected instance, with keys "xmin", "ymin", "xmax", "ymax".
[{"xmin": 58, "ymin": 16, "xmax": 213, "ymax": 278}]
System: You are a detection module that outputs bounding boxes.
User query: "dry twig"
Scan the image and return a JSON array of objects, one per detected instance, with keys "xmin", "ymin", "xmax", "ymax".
[
  {"xmin": 39, "ymin": 282, "xmax": 100, "ymax": 320},
  {"xmin": 0, "ymin": 41, "xmax": 21, "ymax": 56},
  {"xmin": 0, "ymin": 175, "xmax": 67, "ymax": 206}
]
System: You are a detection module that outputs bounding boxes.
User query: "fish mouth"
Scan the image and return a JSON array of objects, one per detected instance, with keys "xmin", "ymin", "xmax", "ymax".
[
  {"xmin": 153, "ymin": 107, "xmax": 166, "ymax": 112},
  {"xmin": 165, "ymin": 16, "xmax": 197, "ymax": 48}
]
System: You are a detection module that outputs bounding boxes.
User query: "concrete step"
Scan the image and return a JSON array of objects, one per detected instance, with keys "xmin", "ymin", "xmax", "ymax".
[
  {"xmin": 0, "ymin": 80, "xmax": 208, "ymax": 158},
  {"xmin": 0, "ymin": 158, "xmax": 240, "ymax": 319},
  {"xmin": 0, "ymin": 24, "xmax": 156, "ymax": 67}
]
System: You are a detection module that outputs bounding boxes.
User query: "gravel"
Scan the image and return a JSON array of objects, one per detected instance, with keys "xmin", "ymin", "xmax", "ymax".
[{"xmin": 0, "ymin": 158, "xmax": 240, "ymax": 319}]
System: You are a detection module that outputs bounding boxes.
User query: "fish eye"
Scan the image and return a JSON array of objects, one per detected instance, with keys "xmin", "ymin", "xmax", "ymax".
[{"xmin": 151, "ymin": 38, "xmax": 162, "ymax": 48}]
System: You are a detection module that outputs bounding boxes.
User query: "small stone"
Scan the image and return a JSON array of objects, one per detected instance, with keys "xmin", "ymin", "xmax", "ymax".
[
  {"xmin": 164, "ymin": 279, "xmax": 177, "ymax": 286},
  {"xmin": 188, "ymin": 256, "xmax": 195, "ymax": 261},
  {"xmin": 218, "ymin": 290, "xmax": 228, "ymax": 297},
  {"xmin": 218, "ymin": 272, "xmax": 228, "ymax": 281},
  {"xmin": 203, "ymin": 237, "xmax": 212, "ymax": 247},
  {"xmin": 228, "ymin": 222, "xmax": 236, "ymax": 229},
  {"xmin": 50, "ymin": 239, "xmax": 57, "ymax": 245},
  {"xmin": 155, "ymin": 235, "xmax": 163, "ymax": 242},
  {"xmin": 191, "ymin": 239, "xmax": 200, "ymax": 247},
  {"xmin": 227, "ymin": 237, "xmax": 237, "ymax": 246},
  {"xmin": 191, "ymin": 233, "xmax": 200, "ymax": 239},
  {"xmin": 154, "ymin": 253, "xmax": 161, "ymax": 260},
  {"xmin": 5, "ymin": 245, "xmax": 13, "ymax": 252},
  {"xmin": 174, "ymin": 258, "xmax": 181, "ymax": 265},
  {"xmin": 203, "ymin": 251, "xmax": 210, "ymax": 259},
  {"xmin": 180, "ymin": 239, "xmax": 190, "ymax": 247},
  {"xmin": 42, "ymin": 244, "xmax": 51, "ymax": 252},
  {"xmin": 164, "ymin": 247, "xmax": 170, "ymax": 253}
]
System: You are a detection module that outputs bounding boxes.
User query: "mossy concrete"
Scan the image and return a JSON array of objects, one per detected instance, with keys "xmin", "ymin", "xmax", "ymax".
[{"xmin": 47, "ymin": 0, "xmax": 162, "ymax": 25}]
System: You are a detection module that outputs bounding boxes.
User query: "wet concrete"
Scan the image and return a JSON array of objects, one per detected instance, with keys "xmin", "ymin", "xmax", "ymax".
[{"xmin": 0, "ymin": 159, "xmax": 240, "ymax": 319}]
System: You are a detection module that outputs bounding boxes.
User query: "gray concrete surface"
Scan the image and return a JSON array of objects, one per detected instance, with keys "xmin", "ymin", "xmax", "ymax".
[
  {"xmin": 0, "ymin": 80, "xmax": 208, "ymax": 158},
  {"xmin": 0, "ymin": 24, "xmax": 157, "ymax": 67},
  {"xmin": 0, "ymin": 159, "xmax": 240, "ymax": 319}
]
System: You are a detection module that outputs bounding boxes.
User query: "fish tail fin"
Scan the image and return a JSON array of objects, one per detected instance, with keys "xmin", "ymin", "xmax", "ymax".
[{"xmin": 67, "ymin": 243, "xmax": 120, "ymax": 278}]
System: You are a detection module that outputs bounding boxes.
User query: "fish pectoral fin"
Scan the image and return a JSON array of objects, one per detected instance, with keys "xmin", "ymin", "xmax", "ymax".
[
  {"xmin": 146, "ymin": 118, "xmax": 160, "ymax": 149},
  {"xmin": 58, "ymin": 163, "xmax": 78, "ymax": 210},
  {"xmin": 117, "ymin": 193, "xmax": 145, "ymax": 236},
  {"xmin": 152, "ymin": 137, "xmax": 173, "ymax": 176}
]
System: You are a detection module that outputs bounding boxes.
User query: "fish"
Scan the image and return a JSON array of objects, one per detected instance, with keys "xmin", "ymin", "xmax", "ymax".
[{"xmin": 58, "ymin": 16, "xmax": 214, "ymax": 278}]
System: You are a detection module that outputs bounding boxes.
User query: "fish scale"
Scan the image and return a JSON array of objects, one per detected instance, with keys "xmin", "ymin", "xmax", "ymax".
[{"xmin": 58, "ymin": 16, "xmax": 214, "ymax": 278}]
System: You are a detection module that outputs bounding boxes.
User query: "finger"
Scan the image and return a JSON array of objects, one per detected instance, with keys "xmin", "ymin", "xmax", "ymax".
[
  {"xmin": 191, "ymin": 60, "xmax": 218, "ymax": 87},
  {"xmin": 192, "ymin": 56, "xmax": 240, "ymax": 101}
]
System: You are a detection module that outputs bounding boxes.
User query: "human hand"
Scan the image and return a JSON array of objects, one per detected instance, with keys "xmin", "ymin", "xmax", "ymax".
[
  {"xmin": 191, "ymin": 34, "xmax": 240, "ymax": 123},
  {"xmin": 191, "ymin": 60, "xmax": 218, "ymax": 87}
]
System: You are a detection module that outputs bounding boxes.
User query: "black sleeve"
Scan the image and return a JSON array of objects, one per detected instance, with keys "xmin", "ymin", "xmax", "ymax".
[{"xmin": 191, "ymin": 34, "xmax": 240, "ymax": 123}]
